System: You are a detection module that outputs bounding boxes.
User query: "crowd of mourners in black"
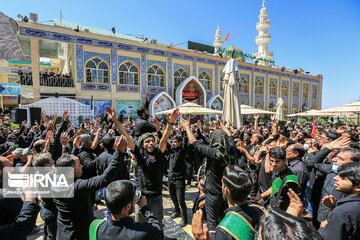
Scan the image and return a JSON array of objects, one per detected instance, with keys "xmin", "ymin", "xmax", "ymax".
[
  {"xmin": 1, "ymin": 92, "xmax": 360, "ymax": 240},
  {"xmin": 18, "ymin": 70, "xmax": 73, "ymax": 87}
]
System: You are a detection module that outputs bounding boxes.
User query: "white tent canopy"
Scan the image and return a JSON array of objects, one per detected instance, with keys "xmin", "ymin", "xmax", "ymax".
[
  {"xmin": 287, "ymin": 109, "xmax": 337, "ymax": 117},
  {"xmin": 324, "ymin": 101, "xmax": 360, "ymax": 113},
  {"xmin": 240, "ymin": 104, "xmax": 275, "ymax": 115},
  {"xmin": 20, "ymin": 97, "xmax": 94, "ymax": 125},
  {"xmin": 155, "ymin": 102, "xmax": 222, "ymax": 116}
]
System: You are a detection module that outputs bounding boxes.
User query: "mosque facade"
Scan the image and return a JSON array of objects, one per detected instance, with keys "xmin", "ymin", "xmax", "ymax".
[{"xmin": 0, "ymin": 1, "xmax": 322, "ymax": 116}]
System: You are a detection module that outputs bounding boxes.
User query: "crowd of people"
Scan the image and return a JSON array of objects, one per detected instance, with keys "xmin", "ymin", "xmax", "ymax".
[
  {"xmin": 18, "ymin": 70, "xmax": 73, "ymax": 87},
  {"xmin": 0, "ymin": 92, "xmax": 360, "ymax": 240}
]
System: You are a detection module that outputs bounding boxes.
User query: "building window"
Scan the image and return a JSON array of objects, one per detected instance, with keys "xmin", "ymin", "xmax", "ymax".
[
  {"xmin": 281, "ymin": 82, "xmax": 289, "ymax": 97},
  {"xmin": 283, "ymin": 103, "xmax": 288, "ymax": 115},
  {"xmin": 118, "ymin": 61, "xmax": 139, "ymax": 85},
  {"xmin": 85, "ymin": 58, "xmax": 109, "ymax": 83},
  {"xmin": 255, "ymin": 101, "xmax": 263, "ymax": 109},
  {"xmin": 311, "ymin": 103, "xmax": 316, "ymax": 110},
  {"xmin": 147, "ymin": 65, "xmax": 165, "ymax": 87},
  {"xmin": 293, "ymin": 84, "xmax": 299, "ymax": 98},
  {"xmin": 303, "ymin": 85, "xmax": 309, "ymax": 98},
  {"xmin": 174, "ymin": 68, "xmax": 189, "ymax": 88},
  {"xmin": 255, "ymin": 78, "xmax": 263, "ymax": 95},
  {"xmin": 199, "ymin": 71, "xmax": 212, "ymax": 91},
  {"xmin": 239, "ymin": 76, "xmax": 249, "ymax": 94},
  {"xmin": 292, "ymin": 103, "xmax": 298, "ymax": 113},
  {"xmin": 269, "ymin": 81, "xmax": 277, "ymax": 96},
  {"xmin": 219, "ymin": 73, "xmax": 224, "ymax": 92},
  {"xmin": 312, "ymin": 86, "xmax": 317, "ymax": 99}
]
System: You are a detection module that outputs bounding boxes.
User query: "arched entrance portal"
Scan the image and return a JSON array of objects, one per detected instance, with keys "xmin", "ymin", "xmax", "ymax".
[
  {"xmin": 175, "ymin": 76, "xmax": 206, "ymax": 107},
  {"xmin": 149, "ymin": 92, "xmax": 176, "ymax": 117}
]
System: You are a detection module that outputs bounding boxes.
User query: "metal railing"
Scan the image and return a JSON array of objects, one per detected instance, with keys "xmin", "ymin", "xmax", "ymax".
[
  {"xmin": 40, "ymin": 77, "xmax": 74, "ymax": 87},
  {"xmin": 20, "ymin": 76, "xmax": 33, "ymax": 85}
]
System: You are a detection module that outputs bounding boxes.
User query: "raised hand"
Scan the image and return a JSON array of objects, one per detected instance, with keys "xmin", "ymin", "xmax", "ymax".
[
  {"xmin": 105, "ymin": 106, "xmax": 117, "ymax": 121},
  {"xmin": 254, "ymin": 114, "xmax": 259, "ymax": 120},
  {"xmin": 197, "ymin": 120, "xmax": 202, "ymax": 129},
  {"xmin": 271, "ymin": 114, "xmax": 276, "ymax": 122},
  {"xmin": 180, "ymin": 117, "xmax": 190, "ymax": 129},
  {"xmin": 191, "ymin": 210, "xmax": 210, "ymax": 240},
  {"xmin": 286, "ymin": 188, "xmax": 303, "ymax": 217},
  {"xmin": 277, "ymin": 135, "xmax": 287, "ymax": 148},
  {"xmin": 41, "ymin": 110, "xmax": 46, "ymax": 120},
  {"xmin": 328, "ymin": 137, "xmax": 351, "ymax": 150},
  {"xmin": 336, "ymin": 126, "xmax": 347, "ymax": 134},
  {"xmin": 60, "ymin": 132, "xmax": 70, "ymax": 147},
  {"xmin": 116, "ymin": 135, "xmax": 127, "ymax": 152},
  {"xmin": 237, "ymin": 141, "xmax": 246, "ymax": 152},
  {"xmin": 146, "ymin": 92, "xmax": 150, "ymax": 102},
  {"xmin": 322, "ymin": 195, "xmax": 336, "ymax": 211},
  {"xmin": 63, "ymin": 110, "xmax": 70, "ymax": 121},
  {"xmin": 21, "ymin": 120, "xmax": 27, "ymax": 126},
  {"xmin": 51, "ymin": 112, "xmax": 57, "ymax": 121},
  {"xmin": 167, "ymin": 108, "xmax": 180, "ymax": 123},
  {"xmin": 73, "ymin": 135, "xmax": 82, "ymax": 149},
  {"xmin": 46, "ymin": 131, "xmax": 55, "ymax": 144}
]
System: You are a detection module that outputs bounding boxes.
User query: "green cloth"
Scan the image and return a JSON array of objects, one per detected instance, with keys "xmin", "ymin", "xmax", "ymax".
[
  {"xmin": 217, "ymin": 211, "xmax": 255, "ymax": 240},
  {"xmin": 270, "ymin": 174, "xmax": 300, "ymax": 197},
  {"xmin": 89, "ymin": 219, "xmax": 106, "ymax": 240},
  {"xmin": 210, "ymin": 129, "xmax": 235, "ymax": 166}
]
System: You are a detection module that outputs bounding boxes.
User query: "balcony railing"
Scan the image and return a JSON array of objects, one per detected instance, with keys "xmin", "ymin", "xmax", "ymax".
[
  {"xmin": 19, "ymin": 76, "xmax": 74, "ymax": 87},
  {"xmin": 40, "ymin": 77, "xmax": 74, "ymax": 87},
  {"xmin": 20, "ymin": 76, "xmax": 33, "ymax": 85}
]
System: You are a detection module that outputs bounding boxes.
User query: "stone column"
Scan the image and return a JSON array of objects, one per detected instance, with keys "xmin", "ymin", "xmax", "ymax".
[{"xmin": 30, "ymin": 38, "xmax": 40, "ymax": 101}]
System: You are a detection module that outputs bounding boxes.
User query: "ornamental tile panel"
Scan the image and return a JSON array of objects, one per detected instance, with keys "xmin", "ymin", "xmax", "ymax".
[
  {"xmin": 118, "ymin": 56, "xmax": 140, "ymax": 67},
  {"xmin": 111, "ymin": 50, "xmax": 117, "ymax": 84},
  {"xmin": 141, "ymin": 54, "xmax": 146, "ymax": 104},
  {"xmin": 84, "ymin": 52, "xmax": 110, "ymax": 65},
  {"xmin": 167, "ymin": 58, "xmax": 172, "ymax": 96},
  {"xmin": 76, "ymin": 45, "xmax": 84, "ymax": 82},
  {"xmin": 173, "ymin": 64, "xmax": 190, "ymax": 74},
  {"xmin": 215, "ymin": 65, "xmax": 218, "ymax": 95},
  {"xmin": 81, "ymin": 83, "xmax": 111, "ymax": 91},
  {"xmin": 116, "ymin": 85, "xmax": 140, "ymax": 92},
  {"xmin": 148, "ymin": 88, "xmax": 166, "ymax": 94},
  {"xmin": 146, "ymin": 60, "xmax": 166, "ymax": 71}
]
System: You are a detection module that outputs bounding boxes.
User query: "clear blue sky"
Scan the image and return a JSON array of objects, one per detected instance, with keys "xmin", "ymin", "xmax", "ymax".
[{"xmin": 2, "ymin": 0, "xmax": 360, "ymax": 109}]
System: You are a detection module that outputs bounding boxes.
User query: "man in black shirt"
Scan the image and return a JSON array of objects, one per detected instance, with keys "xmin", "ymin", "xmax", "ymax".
[
  {"xmin": 320, "ymin": 162, "xmax": 360, "ymax": 240},
  {"xmin": 52, "ymin": 136, "xmax": 127, "ymax": 240},
  {"xmin": 285, "ymin": 143, "xmax": 309, "ymax": 198},
  {"xmin": 167, "ymin": 135, "xmax": 188, "ymax": 227},
  {"xmin": 181, "ymin": 116, "xmax": 236, "ymax": 234},
  {"xmin": 253, "ymin": 147, "xmax": 301, "ymax": 211},
  {"xmin": 106, "ymin": 106, "xmax": 180, "ymax": 227},
  {"xmin": 192, "ymin": 165, "xmax": 264, "ymax": 240},
  {"xmin": 134, "ymin": 92, "xmax": 159, "ymax": 137},
  {"xmin": 0, "ymin": 157, "xmax": 41, "ymax": 240},
  {"xmin": 91, "ymin": 180, "xmax": 162, "ymax": 240}
]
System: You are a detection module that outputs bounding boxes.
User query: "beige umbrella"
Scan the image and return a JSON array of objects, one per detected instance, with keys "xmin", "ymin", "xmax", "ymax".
[
  {"xmin": 155, "ymin": 102, "xmax": 222, "ymax": 116},
  {"xmin": 287, "ymin": 109, "xmax": 337, "ymax": 117},
  {"xmin": 239, "ymin": 104, "xmax": 275, "ymax": 115},
  {"xmin": 324, "ymin": 101, "xmax": 360, "ymax": 113},
  {"xmin": 323, "ymin": 101, "xmax": 360, "ymax": 123},
  {"xmin": 222, "ymin": 58, "xmax": 242, "ymax": 128}
]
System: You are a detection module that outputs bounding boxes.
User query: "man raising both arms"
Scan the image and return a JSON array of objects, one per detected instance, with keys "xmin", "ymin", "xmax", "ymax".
[{"xmin": 106, "ymin": 106, "xmax": 180, "ymax": 228}]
